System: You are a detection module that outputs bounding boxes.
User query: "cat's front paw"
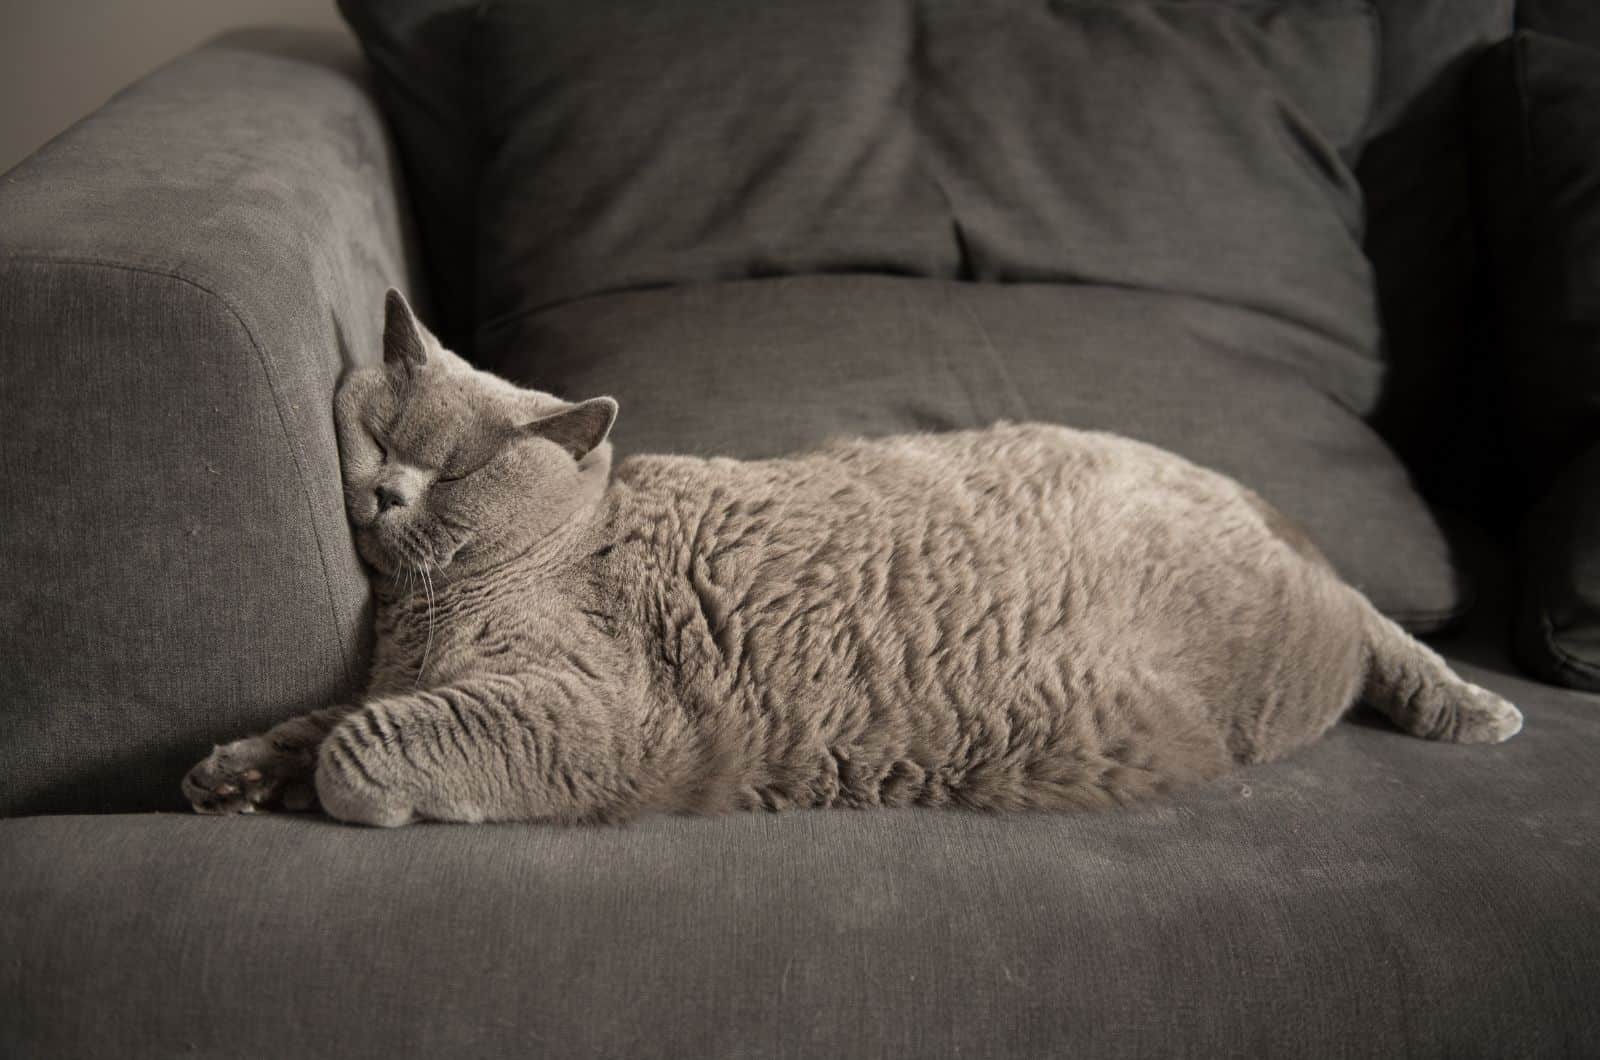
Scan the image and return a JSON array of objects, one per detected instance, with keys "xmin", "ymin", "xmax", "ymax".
[
  {"xmin": 313, "ymin": 718, "xmax": 415, "ymax": 828},
  {"xmin": 1449, "ymin": 684, "xmax": 1523, "ymax": 744},
  {"xmin": 183, "ymin": 735, "xmax": 318, "ymax": 815}
]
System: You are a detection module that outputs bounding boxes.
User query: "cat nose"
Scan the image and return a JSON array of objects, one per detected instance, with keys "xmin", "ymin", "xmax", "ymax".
[{"xmin": 375, "ymin": 485, "xmax": 407, "ymax": 514}]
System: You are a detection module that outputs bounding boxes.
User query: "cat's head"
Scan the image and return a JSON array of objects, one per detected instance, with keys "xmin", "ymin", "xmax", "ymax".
[{"xmin": 334, "ymin": 289, "xmax": 617, "ymax": 580}]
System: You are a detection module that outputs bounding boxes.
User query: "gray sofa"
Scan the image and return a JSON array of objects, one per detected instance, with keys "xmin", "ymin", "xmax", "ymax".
[{"xmin": 2, "ymin": 19, "xmax": 1598, "ymax": 1060}]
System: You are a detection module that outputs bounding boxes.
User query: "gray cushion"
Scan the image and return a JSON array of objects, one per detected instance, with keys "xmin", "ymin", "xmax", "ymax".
[
  {"xmin": 468, "ymin": 0, "xmax": 1468, "ymax": 627},
  {"xmin": 340, "ymin": 0, "xmax": 1524, "ymax": 502},
  {"xmin": 0, "ymin": 31, "xmax": 406, "ymax": 816},
  {"xmin": 507, "ymin": 276, "xmax": 1461, "ymax": 628},
  {"xmin": 3, "ymin": 628, "xmax": 1595, "ymax": 1058},
  {"xmin": 473, "ymin": 0, "xmax": 1378, "ymax": 347}
]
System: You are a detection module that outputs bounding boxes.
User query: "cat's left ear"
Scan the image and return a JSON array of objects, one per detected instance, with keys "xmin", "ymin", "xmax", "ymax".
[
  {"xmin": 383, "ymin": 288, "xmax": 429, "ymax": 372},
  {"xmin": 522, "ymin": 397, "xmax": 618, "ymax": 460}
]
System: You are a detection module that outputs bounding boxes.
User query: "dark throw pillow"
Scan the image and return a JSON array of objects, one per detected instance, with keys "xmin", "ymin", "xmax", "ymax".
[{"xmin": 1474, "ymin": 31, "xmax": 1600, "ymax": 690}]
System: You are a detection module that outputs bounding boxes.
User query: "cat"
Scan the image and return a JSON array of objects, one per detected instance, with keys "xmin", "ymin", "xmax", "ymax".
[{"xmin": 183, "ymin": 289, "xmax": 1522, "ymax": 826}]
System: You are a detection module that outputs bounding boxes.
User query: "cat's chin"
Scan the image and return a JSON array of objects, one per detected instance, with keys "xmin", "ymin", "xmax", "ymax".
[
  {"xmin": 353, "ymin": 524, "xmax": 412, "ymax": 579},
  {"xmin": 352, "ymin": 528, "xmax": 397, "ymax": 577}
]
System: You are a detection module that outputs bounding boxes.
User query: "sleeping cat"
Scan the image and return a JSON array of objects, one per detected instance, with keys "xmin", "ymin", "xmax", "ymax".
[{"xmin": 183, "ymin": 290, "xmax": 1522, "ymax": 826}]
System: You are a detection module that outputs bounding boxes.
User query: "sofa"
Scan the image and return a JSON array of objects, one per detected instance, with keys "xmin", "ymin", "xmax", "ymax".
[{"xmin": 2, "ymin": 1, "xmax": 1598, "ymax": 1055}]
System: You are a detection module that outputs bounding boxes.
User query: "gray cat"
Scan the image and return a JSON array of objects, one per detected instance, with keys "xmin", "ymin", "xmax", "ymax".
[{"xmin": 183, "ymin": 290, "xmax": 1522, "ymax": 826}]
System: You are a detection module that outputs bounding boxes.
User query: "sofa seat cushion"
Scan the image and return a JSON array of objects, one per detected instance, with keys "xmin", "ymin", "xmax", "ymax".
[
  {"xmin": 500, "ymin": 275, "xmax": 1457, "ymax": 627},
  {"xmin": 3, "ymin": 642, "xmax": 1596, "ymax": 1058}
]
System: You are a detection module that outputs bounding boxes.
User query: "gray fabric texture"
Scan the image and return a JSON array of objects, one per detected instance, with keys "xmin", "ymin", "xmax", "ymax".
[
  {"xmin": 1, "ymin": 623, "xmax": 1594, "ymax": 1058},
  {"xmin": 0, "ymin": 30, "xmax": 408, "ymax": 816},
  {"xmin": 501, "ymin": 276, "xmax": 1461, "ymax": 627},
  {"xmin": 470, "ymin": 0, "xmax": 1474, "ymax": 626},
  {"xmin": 339, "ymin": 0, "xmax": 1524, "ymax": 505},
  {"xmin": 475, "ymin": 0, "xmax": 1379, "ymax": 348}
]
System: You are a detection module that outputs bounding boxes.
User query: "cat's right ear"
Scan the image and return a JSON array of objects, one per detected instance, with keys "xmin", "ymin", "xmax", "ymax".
[
  {"xmin": 383, "ymin": 288, "xmax": 429, "ymax": 372},
  {"xmin": 522, "ymin": 397, "xmax": 619, "ymax": 460}
]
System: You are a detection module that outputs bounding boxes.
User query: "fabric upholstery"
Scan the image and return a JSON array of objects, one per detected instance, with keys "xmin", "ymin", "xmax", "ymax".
[
  {"xmin": 465, "ymin": 0, "xmax": 1473, "ymax": 626},
  {"xmin": 507, "ymin": 276, "xmax": 1458, "ymax": 626},
  {"xmin": 0, "ymin": 30, "xmax": 412, "ymax": 816},
  {"xmin": 0, "ymin": 13, "xmax": 1594, "ymax": 1058},
  {"xmin": 342, "ymin": 0, "xmax": 1524, "ymax": 502},
  {"xmin": 474, "ymin": 0, "xmax": 1377, "ymax": 346},
  {"xmin": 2, "ymin": 623, "xmax": 1594, "ymax": 1058},
  {"xmin": 1472, "ymin": 31, "xmax": 1600, "ymax": 690}
]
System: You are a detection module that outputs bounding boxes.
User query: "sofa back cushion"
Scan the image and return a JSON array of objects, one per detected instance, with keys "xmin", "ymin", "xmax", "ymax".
[
  {"xmin": 342, "ymin": 0, "xmax": 1518, "ymax": 477},
  {"xmin": 474, "ymin": 0, "xmax": 1377, "ymax": 358},
  {"xmin": 347, "ymin": 0, "xmax": 1478, "ymax": 629}
]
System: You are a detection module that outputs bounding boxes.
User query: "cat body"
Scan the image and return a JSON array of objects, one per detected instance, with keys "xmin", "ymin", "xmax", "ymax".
[{"xmin": 184, "ymin": 291, "xmax": 1521, "ymax": 826}]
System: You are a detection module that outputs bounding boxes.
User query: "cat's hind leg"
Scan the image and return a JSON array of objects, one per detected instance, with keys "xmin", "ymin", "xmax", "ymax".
[
  {"xmin": 183, "ymin": 705, "xmax": 356, "ymax": 814},
  {"xmin": 1356, "ymin": 594, "xmax": 1522, "ymax": 744}
]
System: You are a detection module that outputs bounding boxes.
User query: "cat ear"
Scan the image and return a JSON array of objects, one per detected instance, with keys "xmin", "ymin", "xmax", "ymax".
[
  {"xmin": 522, "ymin": 397, "xmax": 618, "ymax": 460},
  {"xmin": 383, "ymin": 288, "xmax": 429, "ymax": 371}
]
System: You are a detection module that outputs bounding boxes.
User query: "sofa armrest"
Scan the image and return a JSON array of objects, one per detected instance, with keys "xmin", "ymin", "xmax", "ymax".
[{"xmin": 0, "ymin": 29, "xmax": 417, "ymax": 815}]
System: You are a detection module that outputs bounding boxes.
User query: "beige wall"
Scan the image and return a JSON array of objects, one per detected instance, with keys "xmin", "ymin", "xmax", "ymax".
[{"xmin": 0, "ymin": 0, "xmax": 350, "ymax": 173}]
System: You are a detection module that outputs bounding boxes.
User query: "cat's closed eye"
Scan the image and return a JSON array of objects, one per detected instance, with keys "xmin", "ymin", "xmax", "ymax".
[
  {"xmin": 435, "ymin": 435, "xmax": 515, "ymax": 483},
  {"xmin": 435, "ymin": 456, "xmax": 491, "ymax": 484}
]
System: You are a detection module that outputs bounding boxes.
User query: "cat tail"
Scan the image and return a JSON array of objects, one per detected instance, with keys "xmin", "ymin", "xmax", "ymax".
[{"xmin": 1355, "ymin": 592, "xmax": 1522, "ymax": 744}]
